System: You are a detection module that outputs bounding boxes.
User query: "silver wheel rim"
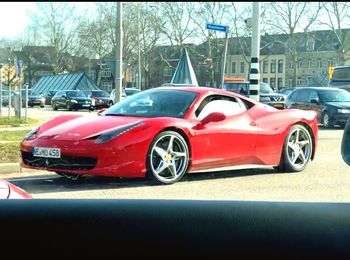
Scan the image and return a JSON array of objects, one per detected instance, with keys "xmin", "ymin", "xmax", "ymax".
[
  {"xmin": 150, "ymin": 134, "xmax": 188, "ymax": 183},
  {"xmin": 323, "ymin": 113, "xmax": 329, "ymax": 126},
  {"xmin": 286, "ymin": 127, "xmax": 312, "ymax": 170}
]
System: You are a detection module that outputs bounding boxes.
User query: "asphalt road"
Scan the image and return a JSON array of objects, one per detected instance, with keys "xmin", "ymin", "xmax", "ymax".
[{"xmin": 2, "ymin": 106, "xmax": 350, "ymax": 201}]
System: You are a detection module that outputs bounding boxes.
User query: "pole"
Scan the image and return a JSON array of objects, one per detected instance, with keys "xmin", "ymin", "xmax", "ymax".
[
  {"xmin": 114, "ymin": 2, "xmax": 122, "ymax": 103},
  {"xmin": 221, "ymin": 31, "xmax": 229, "ymax": 88},
  {"xmin": 137, "ymin": 3, "xmax": 141, "ymax": 90},
  {"xmin": 0, "ymin": 64, "xmax": 2, "ymax": 116},
  {"xmin": 249, "ymin": 2, "xmax": 261, "ymax": 101},
  {"xmin": 8, "ymin": 83, "xmax": 11, "ymax": 119},
  {"xmin": 25, "ymin": 83, "xmax": 28, "ymax": 122}
]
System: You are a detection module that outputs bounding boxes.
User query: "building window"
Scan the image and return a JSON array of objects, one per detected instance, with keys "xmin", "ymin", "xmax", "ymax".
[
  {"xmin": 205, "ymin": 81, "xmax": 211, "ymax": 87},
  {"xmin": 102, "ymin": 81, "xmax": 113, "ymax": 92},
  {"xmin": 263, "ymin": 78, "xmax": 268, "ymax": 83},
  {"xmin": 297, "ymin": 78, "xmax": 302, "ymax": 86},
  {"xmin": 263, "ymin": 61, "xmax": 268, "ymax": 73},
  {"xmin": 231, "ymin": 62, "xmax": 236, "ymax": 74},
  {"xmin": 164, "ymin": 66, "xmax": 173, "ymax": 77},
  {"xmin": 307, "ymin": 76, "xmax": 313, "ymax": 85},
  {"xmin": 270, "ymin": 60, "xmax": 276, "ymax": 73},
  {"xmin": 225, "ymin": 62, "xmax": 228, "ymax": 73},
  {"xmin": 240, "ymin": 62, "xmax": 245, "ymax": 73},
  {"xmin": 308, "ymin": 60, "xmax": 312, "ymax": 69},
  {"xmin": 278, "ymin": 60, "xmax": 283, "ymax": 73},
  {"xmin": 306, "ymin": 38, "xmax": 315, "ymax": 51},
  {"xmin": 328, "ymin": 59, "xmax": 334, "ymax": 67},
  {"xmin": 278, "ymin": 77, "xmax": 283, "ymax": 89},
  {"xmin": 288, "ymin": 78, "xmax": 293, "ymax": 87},
  {"xmin": 318, "ymin": 59, "xmax": 322, "ymax": 68},
  {"xmin": 298, "ymin": 60, "xmax": 303, "ymax": 69},
  {"xmin": 289, "ymin": 61, "xmax": 294, "ymax": 69},
  {"xmin": 102, "ymin": 67, "xmax": 111, "ymax": 78},
  {"xmin": 270, "ymin": 78, "xmax": 276, "ymax": 89}
]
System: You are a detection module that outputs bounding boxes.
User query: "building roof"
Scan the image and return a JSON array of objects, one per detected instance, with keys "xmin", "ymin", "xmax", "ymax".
[
  {"xmin": 170, "ymin": 48, "xmax": 199, "ymax": 86},
  {"xmin": 32, "ymin": 72, "xmax": 100, "ymax": 95}
]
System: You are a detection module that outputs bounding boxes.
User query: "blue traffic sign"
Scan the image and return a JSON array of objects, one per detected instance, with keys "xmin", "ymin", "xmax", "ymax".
[{"xmin": 206, "ymin": 23, "xmax": 228, "ymax": 33}]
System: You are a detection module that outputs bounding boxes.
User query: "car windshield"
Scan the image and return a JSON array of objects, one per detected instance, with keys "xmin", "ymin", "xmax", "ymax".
[
  {"xmin": 67, "ymin": 91, "xmax": 87, "ymax": 98},
  {"xmin": 125, "ymin": 89, "xmax": 140, "ymax": 96},
  {"xmin": 319, "ymin": 90, "xmax": 350, "ymax": 102},
  {"xmin": 223, "ymin": 83, "xmax": 248, "ymax": 94},
  {"xmin": 104, "ymin": 89, "xmax": 198, "ymax": 118},
  {"xmin": 259, "ymin": 82, "xmax": 274, "ymax": 94},
  {"xmin": 92, "ymin": 91, "xmax": 109, "ymax": 97}
]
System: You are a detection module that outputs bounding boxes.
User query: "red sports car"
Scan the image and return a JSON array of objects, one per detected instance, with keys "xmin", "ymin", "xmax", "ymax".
[
  {"xmin": 0, "ymin": 179, "xmax": 32, "ymax": 199},
  {"xmin": 20, "ymin": 87, "xmax": 318, "ymax": 184}
]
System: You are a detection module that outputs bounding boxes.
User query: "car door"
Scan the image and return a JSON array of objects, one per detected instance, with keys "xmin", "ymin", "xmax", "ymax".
[
  {"xmin": 190, "ymin": 94, "xmax": 257, "ymax": 171},
  {"xmin": 288, "ymin": 89, "xmax": 309, "ymax": 110},
  {"xmin": 305, "ymin": 90, "xmax": 323, "ymax": 118}
]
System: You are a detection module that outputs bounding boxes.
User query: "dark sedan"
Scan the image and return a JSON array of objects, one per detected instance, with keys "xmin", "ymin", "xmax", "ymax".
[
  {"xmin": 83, "ymin": 90, "xmax": 113, "ymax": 109},
  {"xmin": 285, "ymin": 87, "xmax": 350, "ymax": 128},
  {"xmin": 19, "ymin": 90, "xmax": 45, "ymax": 108},
  {"xmin": 51, "ymin": 90, "xmax": 93, "ymax": 111}
]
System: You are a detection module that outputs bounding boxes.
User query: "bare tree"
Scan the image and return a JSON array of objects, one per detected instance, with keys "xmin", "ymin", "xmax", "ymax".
[
  {"xmin": 264, "ymin": 2, "xmax": 323, "ymax": 86},
  {"xmin": 28, "ymin": 2, "xmax": 79, "ymax": 74},
  {"xmin": 319, "ymin": 2, "xmax": 350, "ymax": 66}
]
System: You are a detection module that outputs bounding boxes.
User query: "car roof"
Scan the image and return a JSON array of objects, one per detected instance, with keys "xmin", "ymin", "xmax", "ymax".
[{"xmin": 293, "ymin": 87, "xmax": 347, "ymax": 91}]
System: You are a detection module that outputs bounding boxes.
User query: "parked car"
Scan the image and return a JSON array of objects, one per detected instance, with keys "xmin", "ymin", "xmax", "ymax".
[
  {"xmin": 45, "ymin": 90, "xmax": 58, "ymax": 105},
  {"xmin": 285, "ymin": 86, "xmax": 350, "ymax": 128},
  {"xmin": 278, "ymin": 87, "xmax": 296, "ymax": 96},
  {"xmin": 51, "ymin": 90, "xmax": 93, "ymax": 111},
  {"xmin": 21, "ymin": 86, "xmax": 318, "ymax": 184},
  {"xmin": 329, "ymin": 66, "xmax": 350, "ymax": 92},
  {"xmin": 0, "ymin": 178, "xmax": 32, "ymax": 199},
  {"xmin": 110, "ymin": 88, "xmax": 141, "ymax": 104},
  {"xmin": 13, "ymin": 89, "xmax": 45, "ymax": 108},
  {"xmin": 221, "ymin": 80, "xmax": 287, "ymax": 109},
  {"xmin": 83, "ymin": 90, "xmax": 113, "ymax": 109}
]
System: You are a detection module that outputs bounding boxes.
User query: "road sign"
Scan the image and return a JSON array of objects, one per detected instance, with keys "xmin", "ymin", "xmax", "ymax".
[{"xmin": 206, "ymin": 23, "xmax": 228, "ymax": 33}]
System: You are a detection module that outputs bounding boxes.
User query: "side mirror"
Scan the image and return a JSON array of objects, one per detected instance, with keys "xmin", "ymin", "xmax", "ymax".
[
  {"xmin": 341, "ymin": 118, "xmax": 350, "ymax": 166},
  {"xmin": 195, "ymin": 112, "xmax": 226, "ymax": 129},
  {"xmin": 62, "ymin": 95, "xmax": 67, "ymax": 99},
  {"xmin": 97, "ymin": 108, "xmax": 107, "ymax": 116},
  {"xmin": 310, "ymin": 99, "xmax": 319, "ymax": 104}
]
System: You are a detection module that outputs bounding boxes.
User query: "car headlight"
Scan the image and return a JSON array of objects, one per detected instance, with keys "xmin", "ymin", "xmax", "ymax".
[
  {"xmin": 70, "ymin": 99, "xmax": 78, "ymax": 103},
  {"xmin": 94, "ymin": 121, "xmax": 144, "ymax": 144},
  {"xmin": 41, "ymin": 97, "xmax": 45, "ymax": 102},
  {"xmin": 338, "ymin": 109, "xmax": 350, "ymax": 113},
  {"xmin": 260, "ymin": 97, "xmax": 270, "ymax": 102},
  {"xmin": 23, "ymin": 127, "xmax": 39, "ymax": 141}
]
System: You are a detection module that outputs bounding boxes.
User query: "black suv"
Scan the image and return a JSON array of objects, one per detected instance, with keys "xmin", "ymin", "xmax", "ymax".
[
  {"xmin": 285, "ymin": 87, "xmax": 350, "ymax": 128},
  {"xmin": 221, "ymin": 81, "xmax": 286, "ymax": 109},
  {"xmin": 51, "ymin": 90, "xmax": 93, "ymax": 111},
  {"xmin": 329, "ymin": 66, "xmax": 350, "ymax": 92}
]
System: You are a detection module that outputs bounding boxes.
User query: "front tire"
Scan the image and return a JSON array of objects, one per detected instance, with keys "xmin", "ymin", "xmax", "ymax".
[
  {"xmin": 277, "ymin": 124, "xmax": 313, "ymax": 172},
  {"xmin": 66, "ymin": 102, "xmax": 73, "ymax": 111},
  {"xmin": 147, "ymin": 131, "xmax": 189, "ymax": 184}
]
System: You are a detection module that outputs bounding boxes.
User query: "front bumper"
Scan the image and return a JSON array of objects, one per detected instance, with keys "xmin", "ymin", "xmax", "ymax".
[{"xmin": 331, "ymin": 112, "xmax": 350, "ymax": 124}]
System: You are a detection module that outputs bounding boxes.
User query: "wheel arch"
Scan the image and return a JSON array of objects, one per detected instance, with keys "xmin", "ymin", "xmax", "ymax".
[{"xmin": 292, "ymin": 121, "xmax": 316, "ymax": 161}]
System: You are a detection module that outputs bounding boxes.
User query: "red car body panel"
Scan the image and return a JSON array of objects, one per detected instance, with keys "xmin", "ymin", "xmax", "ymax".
[
  {"xmin": 0, "ymin": 179, "xmax": 32, "ymax": 199},
  {"xmin": 20, "ymin": 87, "xmax": 318, "ymax": 178}
]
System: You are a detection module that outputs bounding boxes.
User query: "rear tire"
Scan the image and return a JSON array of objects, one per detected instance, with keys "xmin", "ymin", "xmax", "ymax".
[
  {"xmin": 322, "ymin": 112, "xmax": 332, "ymax": 128},
  {"xmin": 66, "ymin": 102, "xmax": 73, "ymax": 111},
  {"xmin": 52, "ymin": 102, "xmax": 58, "ymax": 111},
  {"xmin": 277, "ymin": 124, "xmax": 313, "ymax": 172}
]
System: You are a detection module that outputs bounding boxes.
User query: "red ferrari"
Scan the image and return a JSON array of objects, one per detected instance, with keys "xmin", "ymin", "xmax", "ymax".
[
  {"xmin": 20, "ymin": 87, "xmax": 318, "ymax": 184},
  {"xmin": 0, "ymin": 179, "xmax": 32, "ymax": 199}
]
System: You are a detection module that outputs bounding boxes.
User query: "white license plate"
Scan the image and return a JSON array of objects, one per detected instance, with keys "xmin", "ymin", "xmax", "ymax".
[
  {"xmin": 82, "ymin": 104, "xmax": 90, "ymax": 107},
  {"xmin": 32, "ymin": 147, "xmax": 61, "ymax": 158}
]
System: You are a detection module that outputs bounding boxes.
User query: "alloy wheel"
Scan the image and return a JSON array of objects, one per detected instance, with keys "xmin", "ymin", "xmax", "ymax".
[{"xmin": 149, "ymin": 132, "xmax": 189, "ymax": 184}]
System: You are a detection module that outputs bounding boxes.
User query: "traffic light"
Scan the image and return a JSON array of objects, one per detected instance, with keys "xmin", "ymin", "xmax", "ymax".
[{"xmin": 328, "ymin": 66, "xmax": 335, "ymax": 80}]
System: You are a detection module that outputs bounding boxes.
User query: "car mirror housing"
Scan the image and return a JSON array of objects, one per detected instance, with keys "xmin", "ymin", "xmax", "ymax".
[
  {"xmin": 310, "ymin": 99, "xmax": 319, "ymax": 104},
  {"xmin": 341, "ymin": 118, "xmax": 350, "ymax": 166},
  {"xmin": 195, "ymin": 112, "xmax": 226, "ymax": 129}
]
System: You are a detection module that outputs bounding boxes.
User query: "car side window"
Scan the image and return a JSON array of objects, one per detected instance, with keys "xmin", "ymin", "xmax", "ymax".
[
  {"xmin": 296, "ymin": 90, "xmax": 309, "ymax": 102},
  {"xmin": 196, "ymin": 95, "xmax": 246, "ymax": 120},
  {"xmin": 308, "ymin": 91, "xmax": 319, "ymax": 103}
]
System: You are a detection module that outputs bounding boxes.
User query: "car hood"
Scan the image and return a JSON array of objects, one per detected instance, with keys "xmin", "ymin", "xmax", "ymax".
[
  {"xmin": 324, "ymin": 101, "xmax": 350, "ymax": 109},
  {"xmin": 38, "ymin": 116, "xmax": 146, "ymax": 141},
  {"xmin": 260, "ymin": 93, "xmax": 286, "ymax": 98}
]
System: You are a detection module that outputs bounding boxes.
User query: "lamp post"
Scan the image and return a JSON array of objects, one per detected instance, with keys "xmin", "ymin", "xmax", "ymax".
[{"xmin": 114, "ymin": 2, "xmax": 123, "ymax": 103}]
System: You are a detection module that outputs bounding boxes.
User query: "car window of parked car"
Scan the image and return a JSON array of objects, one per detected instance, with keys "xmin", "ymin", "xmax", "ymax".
[
  {"xmin": 307, "ymin": 91, "xmax": 319, "ymax": 103},
  {"xmin": 318, "ymin": 89, "xmax": 350, "ymax": 102}
]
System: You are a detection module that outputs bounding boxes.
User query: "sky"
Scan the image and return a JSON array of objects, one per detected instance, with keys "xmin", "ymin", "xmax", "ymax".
[{"xmin": 0, "ymin": 2, "xmax": 96, "ymax": 39}]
